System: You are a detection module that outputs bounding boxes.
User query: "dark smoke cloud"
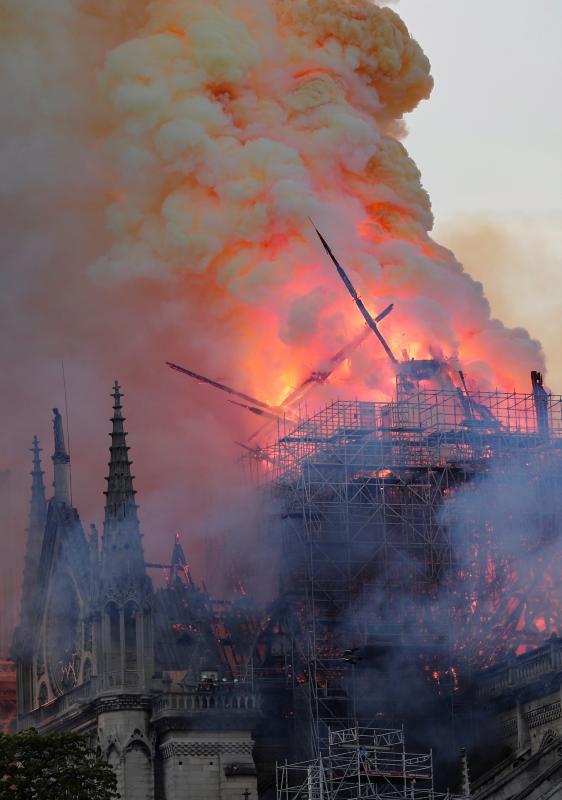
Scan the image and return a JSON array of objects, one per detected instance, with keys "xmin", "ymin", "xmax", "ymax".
[{"xmin": 328, "ymin": 448, "xmax": 562, "ymax": 782}]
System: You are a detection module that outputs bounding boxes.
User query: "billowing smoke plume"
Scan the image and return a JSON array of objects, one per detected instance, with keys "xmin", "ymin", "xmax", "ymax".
[
  {"xmin": 93, "ymin": 0, "xmax": 543, "ymax": 397},
  {"xmin": 437, "ymin": 213, "xmax": 562, "ymax": 389},
  {"xmin": 0, "ymin": 0, "xmax": 545, "ymax": 603}
]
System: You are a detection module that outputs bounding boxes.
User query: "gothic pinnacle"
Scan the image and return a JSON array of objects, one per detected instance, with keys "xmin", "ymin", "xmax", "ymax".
[
  {"xmin": 101, "ymin": 380, "xmax": 145, "ymax": 580},
  {"xmin": 21, "ymin": 435, "xmax": 48, "ymax": 626},
  {"xmin": 29, "ymin": 436, "xmax": 47, "ymax": 528},
  {"xmin": 104, "ymin": 381, "xmax": 138, "ymax": 522}
]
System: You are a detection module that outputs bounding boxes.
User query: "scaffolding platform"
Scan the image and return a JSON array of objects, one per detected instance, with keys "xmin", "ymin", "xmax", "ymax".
[
  {"xmin": 257, "ymin": 388, "xmax": 562, "ymax": 484},
  {"xmin": 247, "ymin": 385, "xmax": 562, "ymax": 749},
  {"xmin": 276, "ymin": 724, "xmax": 467, "ymax": 800}
]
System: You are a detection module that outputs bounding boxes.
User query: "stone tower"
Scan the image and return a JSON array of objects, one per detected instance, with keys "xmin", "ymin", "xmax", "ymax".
[
  {"xmin": 14, "ymin": 410, "xmax": 90, "ymax": 716},
  {"xmin": 14, "ymin": 384, "xmax": 260, "ymax": 800},
  {"xmin": 21, "ymin": 436, "xmax": 47, "ymax": 621},
  {"xmin": 15, "ymin": 436, "xmax": 47, "ymax": 714},
  {"xmin": 96, "ymin": 382, "xmax": 155, "ymax": 800},
  {"xmin": 52, "ymin": 408, "xmax": 71, "ymax": 505}
]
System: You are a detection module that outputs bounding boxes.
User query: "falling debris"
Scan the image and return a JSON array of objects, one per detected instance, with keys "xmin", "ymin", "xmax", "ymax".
[{"xmin": 312, "ymin": 224, "xmax": 398, "ymax": 365}]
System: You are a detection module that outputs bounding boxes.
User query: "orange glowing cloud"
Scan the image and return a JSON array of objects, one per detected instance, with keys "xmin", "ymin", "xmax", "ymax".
[{"xmin": 85, "ymin": 0, "xmax": 543, "ymax": 405}]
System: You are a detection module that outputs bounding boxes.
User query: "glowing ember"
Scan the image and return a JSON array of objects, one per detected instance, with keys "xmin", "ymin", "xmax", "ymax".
[{"xmin": 445, "ymin": 451, "xmax": 562, "ymax": 667}]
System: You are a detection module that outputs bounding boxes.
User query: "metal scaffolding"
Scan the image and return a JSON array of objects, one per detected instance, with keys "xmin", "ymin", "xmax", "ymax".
[
  {"xmin": 247, "ymin": 383, "xmax": 562, "ymax": 752},
  {"xmin": 276, "ymin": 725, "xmax": 466, "ymax": 800}
]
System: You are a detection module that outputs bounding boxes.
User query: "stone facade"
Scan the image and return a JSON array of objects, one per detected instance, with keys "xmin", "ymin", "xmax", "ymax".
[
  {"xmin": 159, "ymin": 732, "xmax": 257, "ymax": 800},
  {"xmin": 12, "ymin": 384, "xmax": 260, "ymax": 800},
  {"xmin": 472, "ymin": 637, "xmax": 562, "ymax": 799}
]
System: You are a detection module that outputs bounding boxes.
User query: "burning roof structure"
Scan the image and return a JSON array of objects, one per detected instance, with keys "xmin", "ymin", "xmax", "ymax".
[
  {"xmin": 242, "ymin": 376, "xmax": 562, "ymax": 750},
  {"xmin": 5, "ymin": 0, "xmax": 559, "ymax": 795},
  {"xmin": 151, "ymin": 533, "xmax": 260, "ymax": 683},
  {"xmin": 166, "ymin": 222, "xmax": 562, "ymax": 769}
]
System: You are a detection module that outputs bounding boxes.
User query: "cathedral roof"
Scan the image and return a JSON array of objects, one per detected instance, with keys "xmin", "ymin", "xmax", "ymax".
[{"xmin": 152, "ymin": 540, "xmax": 257, "ymax": 684}]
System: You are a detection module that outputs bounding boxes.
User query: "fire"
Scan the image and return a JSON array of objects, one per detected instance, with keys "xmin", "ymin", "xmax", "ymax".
[
  {"xmin": 88, "ymin": 0, "xmax": 542, "ymax": 408},
  {"xmin": 1, "ymin": 0, "xmax": 550, "ymax": 636},
  {"xmin": 446, "ymin": 456, "xmax": 562, "ymax": 668}
]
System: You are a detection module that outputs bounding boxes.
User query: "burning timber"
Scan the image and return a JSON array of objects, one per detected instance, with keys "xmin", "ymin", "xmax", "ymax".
[{"xmin": 244, "ymin": 378, "xmax": 562, "ymax": 753}]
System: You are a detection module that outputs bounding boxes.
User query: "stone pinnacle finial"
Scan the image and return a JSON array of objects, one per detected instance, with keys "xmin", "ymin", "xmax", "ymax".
[
  {"xmin": 112, "ymin": 381, "xmax": 123, "ymax": 413},
  {"xmin": 101, "ymin": 381, "xmax": 146, "ymax": 581},
  {"xmin": 52, "ymin": 409, "xmax": 71, "ymax": 504},
  {"xmin": 21, "ymin": 436, "xmax": 48, "ymax": 626},
  {"xmin": 30, "ymin": 435, "xmax": 46, "ymax": 524},
  {"xmin": 31, "ymin": 435, "xmax": 42, "ymax": 464},
  {"xmin": 52, "ymin": 409, "xmax": 68, "ymax": 460},
  {"xmin": 104, "ymin": 380, "xmax": 137, "ymax": 521},
  {"xmin": 29, "ymin": 436, "xmax": 47, "ymax": 532}
]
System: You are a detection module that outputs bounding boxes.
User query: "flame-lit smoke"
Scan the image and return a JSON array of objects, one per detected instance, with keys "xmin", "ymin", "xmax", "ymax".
[
  {"xmin": 445, "ymin": 452, "xmax": 562, "ymax": 665},
  {"xmin": 436, "ymin": 213, "xmax": 562, "ymax": 390},
  {"xmin": 0, "ymin": 0, "xmax": 546, "ymax": 602},
  {"xmin": 92, "ymin": 0, "xmax": 543, "ymax": 400}
]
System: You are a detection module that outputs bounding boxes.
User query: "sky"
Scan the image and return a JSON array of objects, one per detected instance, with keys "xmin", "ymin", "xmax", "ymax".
[
  {"xmin": 397, "ymin": 0, "xmax": 562, "ymax": 387},
  {"xmin": 397, "ymin": 0, "xmax": 562, "ymax": 219}
]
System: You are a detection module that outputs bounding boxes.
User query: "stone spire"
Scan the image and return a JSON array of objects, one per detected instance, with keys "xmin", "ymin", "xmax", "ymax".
[
  {"xmin": 98, "ymin": 384, "xmax": 152, "ymax": 695},
  {"xmin": 102, "ymin": 382, "xmax": 145, "ymax": 576},
  {"xmin": 171, "ymin": 533, "xmax": 187, "ymax": 571},
  {"xmin": 167, "ymin": 533, "xmax": 195, "ymax": 590},
  {"xmin": 104, "ymin": 382, "xmax": 137, "ymax": 519},
  {"xmin": 52, "ymin": 408, "xmax": 71, "ymax": 504},
  {"xmin": 29, "ymin": 436, "xmax": 47, "ymax": 531},
  {"xmin": 21, "ymin": 437, "xmax": 47, "ymax": 621}
]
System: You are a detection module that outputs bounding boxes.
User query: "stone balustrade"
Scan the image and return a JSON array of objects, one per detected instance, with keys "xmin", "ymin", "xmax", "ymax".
[
  {"xmin": 20, "ymin": 680, "xmax": 259, "ymax": 731},
  {"xmin": 19, "ymin": 678, "xmax": 97, "ymax": 730},
  {"xmin": 476, "ymin": 636, "xmax": 562, "ymax": 700},
  {"xmin": 152, "ymin": 687, "xmax": 259, "ymax": 719}
]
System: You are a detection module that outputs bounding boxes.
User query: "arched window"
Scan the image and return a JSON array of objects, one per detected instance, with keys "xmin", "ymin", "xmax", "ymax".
[
  {"xmin": 38, "ymin": 682, "xmax": 48, "ymax": 706},
  {"xmin": 107, "ymin": 746, "xmax": 122, "ymax": 795},
  {"xmin": 106, "ymin": 603, "xmax": 121, "ymax": 682},
  {"xmin": 125, "ymin": 741, "xmax": 151, "ymax": 799},
  {"xmin": 83, "ymin": 658, "xmax": 92, "ymax": 683},
  {"xmin": 540, "ymin": 730, "xmax": 558, "ymax": 750},
  {"xmin": 124, "ymin": 603, "xmax": 138, "ymax": 682}
]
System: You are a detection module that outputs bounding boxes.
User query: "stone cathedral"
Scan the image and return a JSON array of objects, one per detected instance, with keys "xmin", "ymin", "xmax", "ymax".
[{"xmin": 12, "ymin": 383, "xmax": 259, "ymax": 800}]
